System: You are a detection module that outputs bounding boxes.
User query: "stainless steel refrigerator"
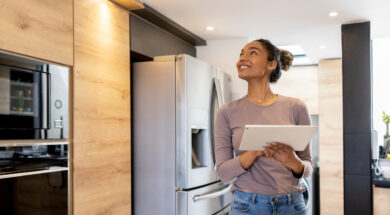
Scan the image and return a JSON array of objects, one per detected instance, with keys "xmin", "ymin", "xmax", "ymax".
[{"xmin": 133, "ymin": 54, "xmax": 232, "ymax": 215}]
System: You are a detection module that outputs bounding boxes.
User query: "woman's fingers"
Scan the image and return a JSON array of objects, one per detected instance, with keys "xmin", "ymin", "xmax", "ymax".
[
  {"xmin": 269, "ymin": 142, "xmax": 294, "ymax": 153},
  {"xmin": 265, "ymin": 142, "xmax": 277, "ymax": 150},
  {"xmin": 264, "ymin": 147, "xmax": 278, "ymax": 158},
  {"xmin": 264, "ymin": 150, "xmax": 270, "ymax": 158}
]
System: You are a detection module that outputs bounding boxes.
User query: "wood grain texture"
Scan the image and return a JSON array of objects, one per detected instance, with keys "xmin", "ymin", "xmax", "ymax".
[
  {"xmin": 271, "ymin": 66, "xmax": 319, "ymax": 115},
  {"xmin": 111, "ymin": 0, "xmax": 144, "ymax": 10},
  {"xmin": 373, "ymin": 186, "xmax": 390, "ymax": 215},
  {"xmin": 73, "ymin": 0, "xmax": 131, "ymax": 214},
  {"xmin": 0, "ymin": 0, "xmax": 73, "ymax": 66},
  {"xmin": 318, "ymin": 59, "xmax": 344, "ymax": 214}
]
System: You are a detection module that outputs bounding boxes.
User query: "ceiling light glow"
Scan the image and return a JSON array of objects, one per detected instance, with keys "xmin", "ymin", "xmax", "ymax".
[
  {"xmin": 320, "ymin": 45, "xmax": 327, "ymax": 49},
  {"xmin": 206, "ymin": 26, "xmax": 214, "ymax": 31},
  {"xmin": 329, "ymin": 11, "xmax": 338, "ymax": 17},
  {"xmin": 278, "ymin": 45, "xmax": 306, "ymax": 56}
]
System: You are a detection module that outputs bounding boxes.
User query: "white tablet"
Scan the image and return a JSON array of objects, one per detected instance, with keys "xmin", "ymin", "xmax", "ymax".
[{"xmin": 239, "ymin": 125, "xmax": 317, "ymax": 151}]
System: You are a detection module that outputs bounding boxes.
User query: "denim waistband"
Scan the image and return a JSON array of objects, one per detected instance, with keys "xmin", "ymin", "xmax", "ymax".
[{"xmin": 233, "ymin": 190, "xmax": 303, "ymax": 205}]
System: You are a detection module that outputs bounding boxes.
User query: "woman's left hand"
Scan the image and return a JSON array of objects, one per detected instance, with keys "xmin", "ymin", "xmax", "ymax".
[{"xmin": 263, "ymin": 142, "xmax": 304, "ymax": 175}]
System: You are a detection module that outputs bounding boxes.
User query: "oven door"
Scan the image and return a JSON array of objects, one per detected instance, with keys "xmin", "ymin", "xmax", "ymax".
[
  {"xmin": 0, "ymin": 64, "xmax": 50, "ymax": 139},
  {"xmin": 0, "ymin": 170, "xmax": 68, "ymax": 215}
]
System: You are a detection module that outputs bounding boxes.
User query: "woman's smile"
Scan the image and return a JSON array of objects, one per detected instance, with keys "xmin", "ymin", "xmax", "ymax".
[{"xmin": 238, "ymin": 64, "xmax": 252, "ymax": 71}]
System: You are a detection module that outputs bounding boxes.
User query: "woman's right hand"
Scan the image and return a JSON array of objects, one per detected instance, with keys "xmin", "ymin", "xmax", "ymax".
[{"xmin": 239, "ymin": 150, "xmax": 265, "ymax": 170}]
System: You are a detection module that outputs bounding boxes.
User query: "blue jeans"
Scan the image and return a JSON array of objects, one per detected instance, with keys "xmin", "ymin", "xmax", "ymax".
[{"xmin": 230, "ymin": 190, "xmax": 307, "ymax": 215}]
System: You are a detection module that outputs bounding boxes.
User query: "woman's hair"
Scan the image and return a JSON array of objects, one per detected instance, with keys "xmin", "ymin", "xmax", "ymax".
[{"xmin": 254, "ymin": 39, "xmax": 294, "ymax": 83}]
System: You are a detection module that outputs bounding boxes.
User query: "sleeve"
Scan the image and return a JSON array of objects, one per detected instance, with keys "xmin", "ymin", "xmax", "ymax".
[
  {"xmin": 214, "ymin": 108, "xmax": 246, "ymax": 182},
  {"xmin": 293, "ymin": 102, "xmax": 313, "ymax": 179}
]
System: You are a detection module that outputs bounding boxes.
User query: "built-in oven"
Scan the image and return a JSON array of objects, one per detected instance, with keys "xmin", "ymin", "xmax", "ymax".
[
  {"xmin": 0, "ymin": 142, "xmax": 69, "ymax": 215},
  {"xmin": 0, "ymin": 53, "xmax": 69, "ymax": 140}
]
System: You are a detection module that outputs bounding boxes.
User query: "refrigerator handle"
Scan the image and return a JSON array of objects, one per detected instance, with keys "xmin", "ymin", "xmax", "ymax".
[
  {"xmin": 214, "ymin": 78, "xmax": 224, "ymax": 108},
  {"xmin": 193, "ymin": 183, "xmax": 233, "ymax": 202},
  {"xmin": 210, "ymin": 78, "xmax": 224, "ymax": 170}
]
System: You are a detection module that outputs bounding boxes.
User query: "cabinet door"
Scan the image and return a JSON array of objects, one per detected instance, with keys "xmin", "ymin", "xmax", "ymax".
[{"xmin": 0, "ymin": 0, "xmax": 73, "ymax": 66}]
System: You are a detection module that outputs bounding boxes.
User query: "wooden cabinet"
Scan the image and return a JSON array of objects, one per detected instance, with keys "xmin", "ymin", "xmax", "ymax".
[
  {"xmin": 0, "ymin": 0, "xmax": 73, "ymax": 66},
  {"xmin": 374, "ymin": 186, "xmax": 390, "ymax": 214},
  {"xmin": 318, "ymin": 59, "xmax": 344, "ymax": 214},
  {"xmin": 111, "ymin": 0, "xmax": 144, "ymax": 10},
  {"xmin": 73, "ymin": 0, "xmax": 131, "ymax": 214},
  {"xmin": 271, "ymin": 65, "xmax": 319, "ymax": 115}
]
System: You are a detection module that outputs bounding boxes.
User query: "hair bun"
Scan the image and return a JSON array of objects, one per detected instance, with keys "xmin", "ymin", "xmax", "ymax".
[{"xmin": 280, "ymin": 49, "xmax": 294, "ymax": 71}]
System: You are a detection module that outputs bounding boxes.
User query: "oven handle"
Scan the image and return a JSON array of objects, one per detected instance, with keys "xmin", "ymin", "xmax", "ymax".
[
  {"xmin": 193, "ymin": 183, "xmax": 232, "ymax": 202},
  {"xmin": 0, "ymin": 166, "xmax": 68, "ymax": 180},
  {"xmin": 41, "ymin": 65, "xmax": 51, "ymax": 129}
]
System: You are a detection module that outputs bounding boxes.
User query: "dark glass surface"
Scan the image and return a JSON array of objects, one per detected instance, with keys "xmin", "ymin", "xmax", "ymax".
[
  {"xmin": 0, "ymin": 144, "xmax": 68, "ymax": 214},
  {"xmin": 0, "ymin": 171, "xmax": 68, "ymax": 215},
  {"xmin": 0, "ymin": 64, "xmax": 48, "ymax": 128},
  {"xmin": 0, "ymin": 62, "xmax": 51, "ymax": 139}
]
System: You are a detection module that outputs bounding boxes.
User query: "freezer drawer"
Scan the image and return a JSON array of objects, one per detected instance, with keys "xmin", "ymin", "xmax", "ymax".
[{"xmin": 177, "ymin": 181, "xmax": 232, "ymax": 215}]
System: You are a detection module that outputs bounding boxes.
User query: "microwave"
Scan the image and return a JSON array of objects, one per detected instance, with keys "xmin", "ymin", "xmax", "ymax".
[{"xmin": 0, "ymin": 53, "xmax": 69, "ymax": 140}]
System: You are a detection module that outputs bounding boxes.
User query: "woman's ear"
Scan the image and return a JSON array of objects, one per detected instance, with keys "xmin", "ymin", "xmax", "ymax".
[{"xmin": 267, "ymin": 60, "xmax": 277, "ymax": 71}]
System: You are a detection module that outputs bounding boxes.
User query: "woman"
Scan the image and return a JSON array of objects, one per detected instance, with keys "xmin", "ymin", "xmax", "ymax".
[{"xmin": 214, "ymin": 39, "xmax": 312, "ymax": 215}]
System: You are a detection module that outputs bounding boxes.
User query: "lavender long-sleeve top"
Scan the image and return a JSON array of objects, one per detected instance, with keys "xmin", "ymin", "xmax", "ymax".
[{"xmin": 214, "ymin": 95, "xmax": 313, "ymax": 195}]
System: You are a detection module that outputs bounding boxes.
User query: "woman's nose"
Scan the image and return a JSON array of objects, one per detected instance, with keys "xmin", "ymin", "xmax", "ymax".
[{"xmin": 239, "ymin": 55, "xmax": 247, "ymax": 62}]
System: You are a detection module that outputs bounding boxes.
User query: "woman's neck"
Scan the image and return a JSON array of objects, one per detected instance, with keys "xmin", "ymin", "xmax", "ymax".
[{"xmin": 246, "ymin": 78, "xmax": 277, "ymax": 106}]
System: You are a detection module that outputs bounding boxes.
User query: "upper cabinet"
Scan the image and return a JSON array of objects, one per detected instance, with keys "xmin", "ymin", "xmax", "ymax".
[
  {"xmin": 110, "ymin": 0, "xmax": 144, "ymax": 10},
  {"xmin": 0, "ymin": 0, "xmax": 73, "ymax": 66}
]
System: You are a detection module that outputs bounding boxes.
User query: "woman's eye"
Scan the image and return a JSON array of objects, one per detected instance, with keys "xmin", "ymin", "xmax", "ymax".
[{"xmin": 250, "ymin": 51, "xmax": 257, "ymax": 55}]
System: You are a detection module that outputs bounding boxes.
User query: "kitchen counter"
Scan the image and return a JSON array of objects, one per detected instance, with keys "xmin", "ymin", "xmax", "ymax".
[
  {"xmin": 373, "ymin": 175, "xmax": 390, "ymax": 188},
  {"xmin": 372, "ymin": 159, "xmax": 390, "ymax": 188}
]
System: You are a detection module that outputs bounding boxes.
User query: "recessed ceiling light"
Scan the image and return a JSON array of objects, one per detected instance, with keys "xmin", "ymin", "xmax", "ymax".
[
  {"xmin": 329, "ymin": 11, "xmax": 338, "ymax": 17},
  {"xmin": 206, "ymin": 26, "xmax": 214, "ymax": 31},
  {"xmin": 320, "ymin": 45, "xmax": 327, "ymax": 49}
]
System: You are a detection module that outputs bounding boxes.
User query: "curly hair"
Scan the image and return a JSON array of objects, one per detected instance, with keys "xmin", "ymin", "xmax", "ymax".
[{"xmin": 254, "ymin": 39, "xmax": 294, "ymax": 83}]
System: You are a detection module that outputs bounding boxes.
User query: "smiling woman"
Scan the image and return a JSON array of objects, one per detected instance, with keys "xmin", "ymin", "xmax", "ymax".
[{"xmin": 214, "ymin": 39, "xmax": 312, "ymax": 215}]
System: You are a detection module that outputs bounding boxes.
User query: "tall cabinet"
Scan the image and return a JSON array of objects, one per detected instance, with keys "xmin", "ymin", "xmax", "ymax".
[{"xmin": 0, "ymin": 0, "xmax": 139, "ymax": 214}]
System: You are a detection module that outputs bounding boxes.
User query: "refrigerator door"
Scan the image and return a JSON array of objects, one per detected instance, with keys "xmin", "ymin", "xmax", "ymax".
[
  {"xmin": 177, "ymin": 181, "xmax": 232, "ymax": 215},
  {"xmin": 214, "ymin": 68, "xmax": 232, "ymax": 104},
  {"xmin": 176, "ymin": 55, "xmax": 218, "ymax": 189},
  {"xmin": 133, "ymin": 61, "xmax": 177, "ymax": 215},
  {"xmin": 210, "ymin": 78, "xmax": 224, "ymax": 170}
]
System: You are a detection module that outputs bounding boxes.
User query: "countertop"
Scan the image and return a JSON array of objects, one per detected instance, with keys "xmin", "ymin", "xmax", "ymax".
[{"xmin": 372, "ymin": 159, "xmax": 390, "ymax": 188}]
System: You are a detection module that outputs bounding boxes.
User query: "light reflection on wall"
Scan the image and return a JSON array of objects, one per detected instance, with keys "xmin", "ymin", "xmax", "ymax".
[{"xmin": 372, "ymin": 38, "xmax": 390, "ymax": 145}]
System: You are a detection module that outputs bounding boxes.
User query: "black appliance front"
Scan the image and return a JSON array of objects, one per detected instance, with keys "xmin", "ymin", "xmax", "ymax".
[
  {"xmin": 0, "ymin": 143, "xmax": 69, "ymax": 214},
  {"xmin": 0, "ymin": 53, "xmax": 69, "ymax": 140},
  {"xmin": 0, "ymin": 171, "xmax": 68, "ymax": 215}
]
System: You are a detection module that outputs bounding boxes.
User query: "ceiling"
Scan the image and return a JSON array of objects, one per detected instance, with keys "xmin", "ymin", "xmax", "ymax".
[{"xmin": 140, "ymin": 0, "xmax": 390, "ymax": 64}]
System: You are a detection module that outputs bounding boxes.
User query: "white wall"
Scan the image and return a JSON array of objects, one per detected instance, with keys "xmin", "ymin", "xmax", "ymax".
[
  {"xmin": 197, "ymin": 38, "xmax": 249, "ymax": 100},
  {"xmin": 373, "ymin": 38, "xmax": 390, "ymax": 145}
]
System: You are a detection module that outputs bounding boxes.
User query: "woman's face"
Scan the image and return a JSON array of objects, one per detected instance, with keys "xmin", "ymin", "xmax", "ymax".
[{"xmin": 236, "ymin": 41, "xmax": 276, "ymax": 81}]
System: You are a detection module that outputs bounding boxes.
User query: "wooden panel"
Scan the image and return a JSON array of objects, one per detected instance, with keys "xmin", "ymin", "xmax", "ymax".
[
  {"xmin": 0, "ymin": 0, "xmax": 73, "ymax": 66},
  {"xmin": 318, "ymin": 59, "xmax": 344, "ymax": 214},
  {"xmin": 111, "ymin": 0, "xmax": 144, "ymax": 11},
  {"xmin": 373, "ymin": 186, "xmax": 390, "ymax": 215},
  {"xmin": 73, "ymin": 0, "xmax": 130, "ymax": 214},
  {"xmin": 271, "ymin": 65, "xmax": 318, "ymax": 115}
]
